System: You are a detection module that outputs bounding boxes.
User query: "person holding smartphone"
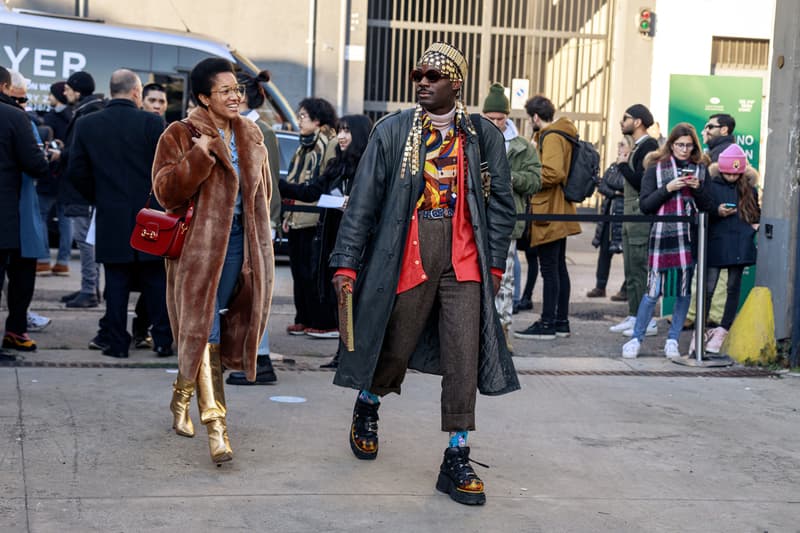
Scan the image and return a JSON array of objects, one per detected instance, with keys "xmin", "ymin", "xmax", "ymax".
[
  {"xmin": 692, "ymin": 144, "xmax": 760, "ymax": 355},
  {"xmin": 622, "ymin": 123, "xmax": 713, "ymax": 359}
]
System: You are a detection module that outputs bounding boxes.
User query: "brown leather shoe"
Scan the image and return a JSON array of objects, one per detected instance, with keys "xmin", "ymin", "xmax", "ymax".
[
  {"xmin": 610, "ymin": 291, "xmax": 628, "ymax": 302},
  {"xmin": 36, "ymin": 263, "xmax": 51, "ymax": 275},
  {"xmin": 586, "ymin": 287, "xmax": 606, "ymax": 298},
  {"xmin": 51, "ymin": 264, "xmax": 70, "ymax": 276}
]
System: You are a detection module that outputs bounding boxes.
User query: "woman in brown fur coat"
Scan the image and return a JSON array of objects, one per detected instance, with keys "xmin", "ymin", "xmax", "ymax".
[{"xmin": 152, "ymin": 58, "xmax": 274, "ymax": 464}]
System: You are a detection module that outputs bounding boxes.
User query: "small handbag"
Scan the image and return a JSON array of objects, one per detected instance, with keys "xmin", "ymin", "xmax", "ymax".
[
  {"xmin": 129, "ymin": 120, "xmax": 199, "ymax": 259},
  {"xmin": 130, "ymin": 197, "xmax": 194, "ymax": 259}
]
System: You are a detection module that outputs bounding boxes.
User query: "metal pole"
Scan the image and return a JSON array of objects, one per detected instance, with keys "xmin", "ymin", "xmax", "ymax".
[{"xmin": 694, "ymin": 212, "xmax": 708, "ymax": 362}]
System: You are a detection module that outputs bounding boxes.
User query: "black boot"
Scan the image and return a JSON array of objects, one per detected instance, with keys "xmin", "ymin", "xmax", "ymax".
[
  {"xmin": 225, "ymin": 355, "xmax": 277, "ymax": 385},
  {"xmin": 436, "ymin": 446, "xmax": 486, "ymax": 506},
  {"xmin": 349, "ymin": 397, "xmax": 379, "ymax": 460}
]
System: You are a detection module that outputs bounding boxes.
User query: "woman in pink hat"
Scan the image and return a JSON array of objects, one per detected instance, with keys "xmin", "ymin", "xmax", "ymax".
[{"xmin": 693, "ymin": 143, "xmax": 760, "ymax": 354}]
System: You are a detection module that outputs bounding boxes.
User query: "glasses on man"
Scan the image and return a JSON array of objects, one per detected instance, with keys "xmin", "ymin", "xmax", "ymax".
[
  {"xmin": 211, "ymin": 84, "xmax": 245, "ymax": 98},
  {"xmin": 673, "ymin": 142, "xmax": 694, "ymax": 151},
  {"xmin": 704, "ymin": 123, "xmax": 721, "ymax": 130},
  {"xmin": 621, "ymin": 114, "xmax": 633, "ymax": 122},
  {"xmin": 12, "ymin": 96, "xmax": 28, "ymax": 104},
  {"xmin": 409, "ymin": 68, "xmax": 448, "ymax": 83}
]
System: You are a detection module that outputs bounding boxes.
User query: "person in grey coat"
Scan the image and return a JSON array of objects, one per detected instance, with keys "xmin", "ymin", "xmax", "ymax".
[{"xmin": 329, "ymin": 43, "xmax": 518, "ymax": 506}]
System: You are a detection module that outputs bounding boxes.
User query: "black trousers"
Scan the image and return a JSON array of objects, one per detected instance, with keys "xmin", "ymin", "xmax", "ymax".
[
  {"xmin": 705, "ymin": 265, "xmax": 745, "ymax": 330},
  {"xmin": 522, "ymin": 245, "xmax": 539, "ymax": 301},
  {"xmin": 103, "ymin": 260, "xmax": 173, "ymax": 354},
  {"xmin": 595, "ymin": 223, "xmax": 612, "ymax": 290},
  {"xmin": 538, "ymin": 238, "xmax": 570, "ymax": 322},
  {"xmin": 287, "ymin": 226, "xmax": 336, "ymax": 329},
  {"xmin": 0, "ymin": 249, "xmax": 36, "ymax": 335}
]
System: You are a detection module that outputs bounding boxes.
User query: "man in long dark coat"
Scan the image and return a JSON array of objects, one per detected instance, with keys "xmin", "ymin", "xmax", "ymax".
[
  {"xmin": 329, "ymin": 42, "xmax": 518, "ymax": 506},
  {"xmin": 68, "ymin": 69, "xmax": 172, "ymax": 359}
]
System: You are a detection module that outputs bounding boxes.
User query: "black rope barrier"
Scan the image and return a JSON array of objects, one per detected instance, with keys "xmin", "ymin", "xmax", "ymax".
[{"xmin": 281, "ymin": 204, "xmax": 696, "ymax": 223}]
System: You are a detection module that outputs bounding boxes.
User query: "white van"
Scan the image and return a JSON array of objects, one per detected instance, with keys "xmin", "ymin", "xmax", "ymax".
[{"xmin": 0, "ymin": 6, "xmax": 297, "ymax": 129}]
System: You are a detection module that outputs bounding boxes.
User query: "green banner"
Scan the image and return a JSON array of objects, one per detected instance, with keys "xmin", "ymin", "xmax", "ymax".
[
  {"xmin": 661, "ymin": 75, "xmax": 762, "ymax": 318},
  {"xmin": 668, "ymin": 74, "xmax": 762, "ymax": 169}
]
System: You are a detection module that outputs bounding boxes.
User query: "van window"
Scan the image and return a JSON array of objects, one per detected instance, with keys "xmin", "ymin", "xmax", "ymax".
[{"xmin": 136, "ymin": 71, "xmax": 186, "ymax": 123}]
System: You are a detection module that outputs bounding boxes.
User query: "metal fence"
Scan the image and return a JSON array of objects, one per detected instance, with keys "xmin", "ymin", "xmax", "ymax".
[{"xmin": 364, "ymin": 0, "xmax": 615, "ymax": 165}]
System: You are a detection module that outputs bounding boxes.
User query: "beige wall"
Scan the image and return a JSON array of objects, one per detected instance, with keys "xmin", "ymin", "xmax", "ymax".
[{"xmin": 605, "ymin": 0, "xmax": 655, "ymax": 161}]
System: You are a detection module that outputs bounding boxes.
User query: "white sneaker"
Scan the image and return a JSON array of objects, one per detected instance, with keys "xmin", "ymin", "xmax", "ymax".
[
  {"xmin": 610, "ymin": 316, "xmax": 635, "ymax": 333},
  {"xmin": 622, "ymin": 318, "xmax": 658, "ymax": 337},
  {"xmin": 664, "ymin": 339, "xmax": 681, "ymax": 358},
  {"xmin": 27, "ymin": 311, "xmax": 51, "ymax": 332},
  {"xmin": 622, "ymin": 338, "xmax": 641, "ymax": 358},
  {"xmin": 705, "ymin": 327, "xmax": 728, "ymax": 354}
]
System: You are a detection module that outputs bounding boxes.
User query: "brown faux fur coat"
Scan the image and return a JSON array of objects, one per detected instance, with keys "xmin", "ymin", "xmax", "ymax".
[{"xmin": 152, "ymin": 107, "xmax": 274, "ymax": 382}]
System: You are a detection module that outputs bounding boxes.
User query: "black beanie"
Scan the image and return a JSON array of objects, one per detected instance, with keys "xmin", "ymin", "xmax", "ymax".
[
  {"xmin": 625, "ymin": 104, "xmax": 654, "ymax": 128},
  {"xmin": 66, "ymin": 71, "xmax": 95, "ymax": 96},
  {"xmin": 50, "ymin": 81, "xmax": 69, "ymax": 104}
]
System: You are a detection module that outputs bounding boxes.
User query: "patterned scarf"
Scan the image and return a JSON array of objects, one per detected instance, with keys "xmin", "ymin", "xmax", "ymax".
[
  {"xmin": 416, "ymin": 113, "xmax": 460, "ymax": 210},
  {"xmin": 647, "ymin": 157, "xmax": 703, "ymax": 297}
]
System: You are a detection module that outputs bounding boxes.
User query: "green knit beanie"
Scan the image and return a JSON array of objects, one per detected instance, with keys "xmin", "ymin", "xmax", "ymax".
[{"xmin": 482, "ymin": 83, "xmax": 510, "ymax": 114}]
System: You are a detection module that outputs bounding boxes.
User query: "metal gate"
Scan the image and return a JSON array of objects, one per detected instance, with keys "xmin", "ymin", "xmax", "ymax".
[{"xmin": 364, "ymin": 0, "xmax": 615, "ymax": 160}]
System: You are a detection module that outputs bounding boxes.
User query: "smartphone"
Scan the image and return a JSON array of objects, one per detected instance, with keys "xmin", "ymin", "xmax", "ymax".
[{"xmin": 723, "ymin": 203, "xmax": 736, "ymax": 209}]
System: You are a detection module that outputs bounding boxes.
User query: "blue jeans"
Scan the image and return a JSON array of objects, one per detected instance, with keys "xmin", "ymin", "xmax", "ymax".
[
  {"xmin": 631, "ymin": 269, "xmax": 693, "ymax": 342},
  {"xmin": 257, "ymin": 328, "xmax": 270, "ymax": 355},
  {"xmin": 37, "ymin": 195, "xmax": 72, "ymax": 264},
  {"xmin": 208, "ymin": 219, "xmax": 244, "ymax": 343},
  {"xmin": 512, "ymin": 249, "xmax": 521, "ymax": 304}
]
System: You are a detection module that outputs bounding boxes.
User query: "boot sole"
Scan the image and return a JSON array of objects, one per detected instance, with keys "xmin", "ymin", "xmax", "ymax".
[
  {"xmin": 436, "ymin": 472, "xmax": 486, "ymax": 505},
  {"xmin": 513, "ymin": 332, "xmax": 556, "ymax": 340},
  {"xmin": 172, "ymin": 425, "xmax": 194, "ymax": 438},
  {"xmin": 349, "ymin": 427, "xmax": 378, "ymax": 460},
  {"xmin": 212, "ymin": 451, "xmax": 233, "ymax": 464}
]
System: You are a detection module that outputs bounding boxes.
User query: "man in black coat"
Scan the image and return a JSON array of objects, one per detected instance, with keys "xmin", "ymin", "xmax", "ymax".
[
  {"xmin": 329, "ymin": 43, "xmax": 517, "ymax": 506},
  {"xmin": 0, "ymin": 66, "xmax": 50, "ymax": 356},
  {"xmin": 703, "ymin": 113, "xmax": 736, "ymax": 163},
  {"xmin": 56, "ymin": 71, "xmax": 105, "ymax": 308},
  {"xmin": 67, "ymin": 69, "xmax": 173, "ymax": 359}
]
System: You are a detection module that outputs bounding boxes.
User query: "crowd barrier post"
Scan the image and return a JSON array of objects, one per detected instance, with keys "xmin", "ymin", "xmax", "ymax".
[{"xmin": 693, "ymin": 212, "xmax": 709, "ymax": 363}]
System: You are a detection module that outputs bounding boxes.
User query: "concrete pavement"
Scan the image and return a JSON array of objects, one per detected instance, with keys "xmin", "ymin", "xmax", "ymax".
[{"xmin": 2, "ymin": 223, "xmax": 799, "ymax": 531}]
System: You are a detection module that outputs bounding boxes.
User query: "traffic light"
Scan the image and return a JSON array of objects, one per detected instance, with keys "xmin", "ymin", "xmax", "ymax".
[{"xmin": 638, "ymin": 8, "xmax": 654, "ymax": 37}]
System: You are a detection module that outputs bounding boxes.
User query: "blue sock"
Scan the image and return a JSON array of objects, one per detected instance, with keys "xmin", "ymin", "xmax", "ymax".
[
  {"xmin": 358, "ymin": 390, "xmax": 380, "ymax": 405},
  {"xmin": 448, "ymin": 431, "xmax": 468, "ymax": 448}
]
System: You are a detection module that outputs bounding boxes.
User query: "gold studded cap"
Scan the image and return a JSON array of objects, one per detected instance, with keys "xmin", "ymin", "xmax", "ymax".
[{"xmin": 417, "ymin": 42, "xmax": 468, "ymax": 82}]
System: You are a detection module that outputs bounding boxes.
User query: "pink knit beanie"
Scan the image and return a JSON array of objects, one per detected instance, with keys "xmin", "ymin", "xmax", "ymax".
[{"xmin": 718, "ymin": 144, "xmax": 747, "ymax": 174}]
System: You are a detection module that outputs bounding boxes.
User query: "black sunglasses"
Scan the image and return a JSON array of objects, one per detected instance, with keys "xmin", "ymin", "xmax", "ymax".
[
  {"xmin": 409, "ymin": 68, "xmax": 448, "ymax": 83},
  {"xmin": 13, "ymin": 96, "xmax": 28, "ymax": 104}
]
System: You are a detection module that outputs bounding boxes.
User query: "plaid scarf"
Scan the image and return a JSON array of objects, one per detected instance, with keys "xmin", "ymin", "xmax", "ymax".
[{"xmin": 647, "ymin": 157, "xmax": 702, "ymax": 297}]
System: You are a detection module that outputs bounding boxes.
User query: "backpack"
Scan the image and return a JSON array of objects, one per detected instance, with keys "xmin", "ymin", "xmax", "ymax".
[{"xmin": 540, "ymin": 130, "xmax": 600, "ymax": 203}]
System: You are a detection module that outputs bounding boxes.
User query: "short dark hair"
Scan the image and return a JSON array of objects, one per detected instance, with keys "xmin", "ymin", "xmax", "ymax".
[
  {"xmin": 298, "ymin": 97, "xmax": 337, "ymax": 129},
  {"xmin": 710, "ymin": 113, "xmax": 735, "ymax": 134},
  {"xmin": 0, "ymin": 66, "xmax": 10, "ymax": 87},
  {"xmin": 143, "ymin": 82, "xmax": 166, "ymax": 98},
  {"xmin": 236, "ymin": 70, "xmax": 270, "ymax": 110},
  {"xmin": 190, "ymin": 58, "xmax": 235, "ymax": 109},
  {"xmin": 525, "ymin": 95, "xmax": 555, "ymax": 122}
]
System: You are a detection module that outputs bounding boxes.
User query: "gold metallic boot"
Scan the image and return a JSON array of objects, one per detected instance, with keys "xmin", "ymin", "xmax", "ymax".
[
  {"xmin": 196, "ymin": 343, "xmax": 233, "ymax": 463},
  {"xmin": 170, "ymin": 373, "xmax": 195, "ymax": 437},
  {"xmin": 208, "ymin": 343, "xmax": 232, "ymax": 452}
]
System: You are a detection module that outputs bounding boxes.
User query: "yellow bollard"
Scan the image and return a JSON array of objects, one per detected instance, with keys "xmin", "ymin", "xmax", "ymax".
[{"xmin": 723, "ymin": 286, "xmax": 777, "ymax": 365}]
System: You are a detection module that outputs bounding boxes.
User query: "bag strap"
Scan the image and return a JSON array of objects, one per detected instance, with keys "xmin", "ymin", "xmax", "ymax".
[
  {"xmin": 144, "ymin": 120, "xmax": 200, "ymax": 210},
  {"xmin": 469, "ymin": 113, "xmax": 488, "ymax": 164},
  {"xmin": 539, "ymin": 129, "xmax": 579, "ymax": 145}
]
